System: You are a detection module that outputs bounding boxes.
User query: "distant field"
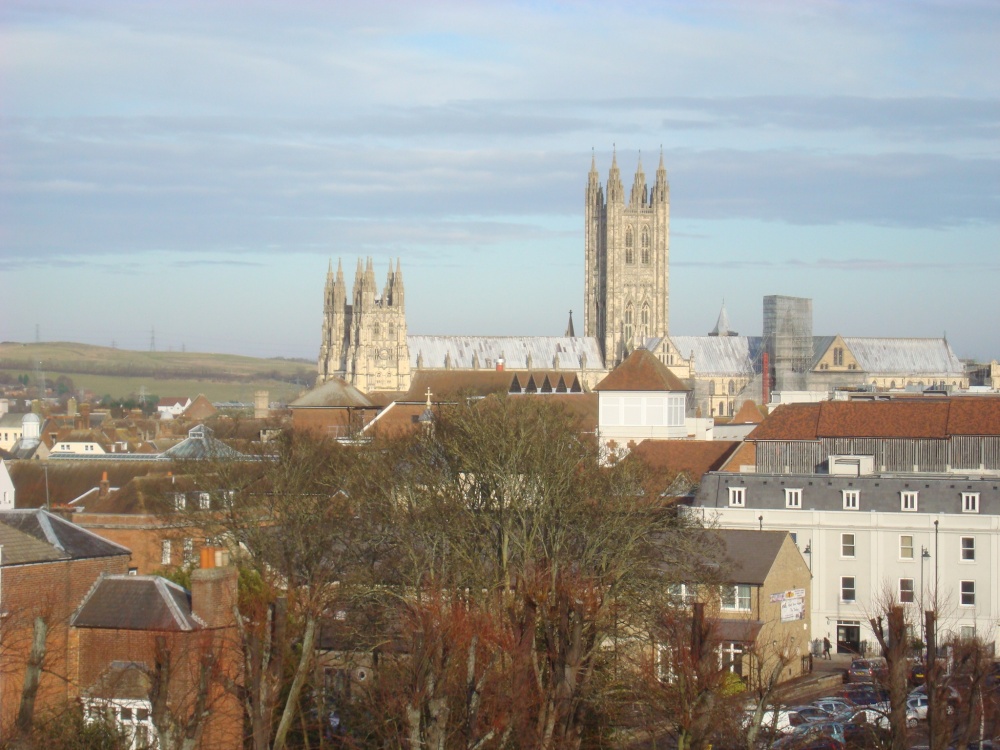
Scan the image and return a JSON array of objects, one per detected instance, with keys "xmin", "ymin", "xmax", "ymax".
[{"xmin": 0, "ymin": 341, "xmax": 315, "ymax": 403}]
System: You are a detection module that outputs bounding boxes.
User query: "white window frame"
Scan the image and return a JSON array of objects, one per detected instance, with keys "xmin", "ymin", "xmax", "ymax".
[
  {"xmin": 784, "ymin": 488, "xmax": 802, "ymax": 509},
  {"xmin": 899, "ymin": 578, "xmax": 915, "ymax": 603},
  {"xmin": 841, "ymin": 576, "xmax": 856, "ymax": 603},
  {"xmin": 961, "ymin": 536, "xmax": 976, "ymax": 562},
  {"xmin": 669, "ymin": 583, "xmax": 697, "ymax": 605},
  {"xmin": 160, "ymin": 539, "xmax": 171, "ymax": 566},
  {"xmin": 728, "ymin": 487, "xmax": 746, "ymax": 507},
  {"xmin": 842, "ymin": 489, "xmax": 860, "ymax": 510},
  {"xmin": 198, "ymin": 491, "xmax": 211, "ymax": 510},
  {"xmin": 899, "ymin": 535, "xmax": 914, "ymax": 560},
  {"xmin": 901, "ymin": 491, "xmax": 918, "ymax": 511},
  {"xmin": 960, "ymin": 580, "xmax": 976, "ymax": 607},
  {"xmin": 720, "ymin": 584, "xmax": 752, "ymax": 612},
  {"xmin": 174, "ymin": 492, "xmax": 186, "ymax": 511},
  {"xmin": 962, "ymin": 492, "xmax": 980, "ymax": 513},
  {"xmin": 841, "ymin": 533, "xmax": 856, "ymax": 558}
]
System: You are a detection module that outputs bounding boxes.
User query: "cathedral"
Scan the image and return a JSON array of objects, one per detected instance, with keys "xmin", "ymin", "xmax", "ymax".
[{"xmin": 317, "ymin": 152, "xmax": 964, "ymax": 408}]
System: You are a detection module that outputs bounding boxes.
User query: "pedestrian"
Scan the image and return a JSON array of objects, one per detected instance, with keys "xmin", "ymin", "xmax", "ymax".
[{"xmin": 823, "ymin": 636, "xmax": 832, "ymax": 660}]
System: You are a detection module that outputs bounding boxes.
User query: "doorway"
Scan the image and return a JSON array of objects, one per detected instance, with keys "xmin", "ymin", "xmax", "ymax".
[{"xmin": 837, "ymin": 622, "xmax": 862, "ymax": 655}]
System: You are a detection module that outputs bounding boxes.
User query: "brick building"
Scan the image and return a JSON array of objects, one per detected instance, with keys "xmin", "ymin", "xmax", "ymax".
[{"xmin": 0, "ymin": 509, "xmax": 130, "ymax": 735}]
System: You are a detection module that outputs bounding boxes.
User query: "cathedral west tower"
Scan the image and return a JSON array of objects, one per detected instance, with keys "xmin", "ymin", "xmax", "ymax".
[{"xmin": 584, "ymin": 149, "xmax": 670, "ymax": 367}]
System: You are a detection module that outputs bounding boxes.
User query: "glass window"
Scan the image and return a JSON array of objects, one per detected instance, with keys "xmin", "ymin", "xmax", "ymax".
[
  {"xmin": 899, "ymin": 579, "xmax": 914, "ymax": 603},
  {"xmin": 842, "ymin": 490, "xmax": 860, "ymax": 510},
  {"xmin": 961, "ymin": 536, "xmax": 975, "ymax": 561},
  {"xmin": 668, "ymin": 583, "xmax": 697, "ymax": 605},
  {"xmin": 174, "ymin": 493, "xmax": 186, "ymax": 511},
  {"xmin": 161, "ymin": 540, "xmax": 171, "ymax": 566},
  {"xmin": 785, "ymin": 488, "xmax": 802, "ymax": 508},
  {"xmin": 728, "ymin": 487, "xmax": 746, "ymax": 507},
  {"xmin": 198, "ymin": 491, "xmax": 211, "ymax": 510},
  {"xmin": 899, "ymin": 535, "xmax": 914, "ymax": 560},
  {"xmin": 721, "ymin": 584, "xmax": 752, "ymax": 611},
  {"xmin": 841, "ymin": 533, "xmax": 856, "ymax": 558},
  {"xmin": 901, "ymin": 491, "xmax": 918, "ymax": 511},
  {"xmin": 961, "ymin": 581, "xmax": 975, "ymax": 606},
  {"xmin": 962, "ymin": 493, "xmax": 980, "ymax": 513},
  {"xmin": 841, "ymin": 577, "xmax": 856, "ymax": 602}
]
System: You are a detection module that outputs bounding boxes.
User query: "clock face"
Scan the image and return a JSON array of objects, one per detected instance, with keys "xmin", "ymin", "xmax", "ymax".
[{"xmin": 376, "ymin": 348, "xmax": 391, "ymax": 368}]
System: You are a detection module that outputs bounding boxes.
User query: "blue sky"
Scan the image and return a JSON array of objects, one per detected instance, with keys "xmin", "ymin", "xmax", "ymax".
[{"xmin": 2, "ymin": 0, "xmax": 998, "ymax": 360}]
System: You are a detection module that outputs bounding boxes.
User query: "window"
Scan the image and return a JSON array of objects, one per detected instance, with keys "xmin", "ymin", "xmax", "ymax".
[
  {"xmin": 960, "ymin": 626, "xmax": 976, "ymax": 640},
  {"xmin": 641, "ymin": 304, "xmax": 650, "ymax": 340},
  {"xmin": 641, "ymin": 227, "xmax": 650, "ymax": 264},
  {"xmin": 625, "ymin": 227, "xmax": 634, "ymax": 264},
  {"xmin": 174, "ymin": 493, "xmax": 185, "ymax": 511},
  {"xmin": 901, "ymin": 491, "xmax": 918, "ymax": 511},
  {"xmin": 842, "ymin": 490, "xmax": 860, "ymax": 510},
  {"xmin": 728, "ymin": 487, "xmax": 746, "ymax": 507},
  {"xmin": 841, "ymin": 533, "xmax": 856, "ymax": 558},
  {"xmin": 961, "ymin": 536, "xmax": 975, "ymax": 561},
  {"xmin": 161, "ymin": 540, "xmax": 172, "ymax": 565},
  {"xmin": 841, "ymin": 577, "xmax": 856, "ymax": 602},
  {"xmin": 962, "ymin": 492, "xmax": 980, "ymax": 513},
  {"xmin": 728, "ymin": 380, "xmax": 736, "ymax": 395},
  {"xmin": 784, "ymin": 488, "xmax": 802, "ymax": 509},
  {"xmin": 720, "ymin": 641, "xmax": 744, "ymax": 674},
  {"xmin": 899, "ymin": 579, "xmax": 914, "ymax": 603},
  {"xmin": 198, "ymin": 491, "xmax": 211, "ymax": 510},
  {"xmin": 960, "ymin": 581, "xmax": 975, "ymax": 606},
  {"xmin": 668, "ymin": 583, "xmax": 697, "ymax": 605},
  {"xmin": 899, "ymin": 535, "xmax": 914, "ymax": 560},
  {"xmin": 709, "ymin": 380, "xmax": 716, "ymax": 396},
  {"xmin": 624, "ymin": 306, "xmax": 634, "ymax": 343},
  {"xmin": 833, "ymin": 347, "xmax": 844, "ymax": 366},
  {"xmin": 183, "ymin": 538, "xmax": 194, "ymax": 564},
  {"xmin": 721, "ymin": 584, "xmax": 752, "ymax": 611}
]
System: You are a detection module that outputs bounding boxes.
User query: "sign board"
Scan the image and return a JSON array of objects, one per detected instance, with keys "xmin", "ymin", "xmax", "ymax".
[
  {"xmin": 770, "ymin": 588, "xmax": 806, "ymax": 603},
  {"xmin": 780, "ymin": 597, "xmax": 806, "ymax": 622}
]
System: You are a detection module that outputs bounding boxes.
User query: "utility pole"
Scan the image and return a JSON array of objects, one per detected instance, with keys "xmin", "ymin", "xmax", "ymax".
[{"xmin": 926, "ymin": 610, "xmax": 939, "ymax": 750}]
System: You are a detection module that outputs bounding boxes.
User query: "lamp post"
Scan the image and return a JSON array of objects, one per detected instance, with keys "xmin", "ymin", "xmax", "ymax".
[
  {"xmin": 921, "ymin": 546, "xmax": 931, "ymax": 650},
  {"xmin": 804, "ymin": 541, "xmax": 812, "ymax": 574}
]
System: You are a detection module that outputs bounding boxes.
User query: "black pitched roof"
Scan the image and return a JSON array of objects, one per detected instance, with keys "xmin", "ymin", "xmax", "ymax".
[
  {"xmin": 0, "ymin": 509, "xmax": 130, "ymax": 565},
  {"xmin": 72, "ymin": 574, "xmax": 204, "ymax": 631},
  {"xmin": 716, "ymin": 529, "xmax": 790, "ymax": 585}
]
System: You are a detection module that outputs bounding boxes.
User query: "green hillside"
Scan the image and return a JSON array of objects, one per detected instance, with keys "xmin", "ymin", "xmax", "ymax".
[{"xmin": 0, "ymin": 341, "xmax": 315, "ymax": 403}]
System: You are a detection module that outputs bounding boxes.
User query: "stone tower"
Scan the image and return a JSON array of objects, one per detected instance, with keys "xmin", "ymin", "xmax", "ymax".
[
  {"xmin": 584, "ymin": 149, "xmax": 670, "ymax": 367},
  {"xmin": 318, "ymin": 258, "xmax": 411, "ymax": 392}
]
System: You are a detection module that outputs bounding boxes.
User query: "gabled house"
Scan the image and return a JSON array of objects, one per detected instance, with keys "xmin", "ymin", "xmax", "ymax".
[{"xmin": 157, "ymin": 397, "xmax": 192, "ymax": 420}]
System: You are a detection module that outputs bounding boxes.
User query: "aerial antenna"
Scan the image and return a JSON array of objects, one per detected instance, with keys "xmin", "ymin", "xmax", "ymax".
[{"xmin": 149, "ymin": 327, "xmax": 156, "ymax": 352}]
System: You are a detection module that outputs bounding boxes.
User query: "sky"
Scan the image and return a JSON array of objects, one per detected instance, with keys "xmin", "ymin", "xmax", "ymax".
[{"xmin": 1, "ymin": 0, "xmax": 998, "ymax": 361}]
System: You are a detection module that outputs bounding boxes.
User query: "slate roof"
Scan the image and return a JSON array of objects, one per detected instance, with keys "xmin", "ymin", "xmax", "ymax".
[
  {"xmin": 408, "ymin": 335, "xmax": 604, "ymax": 371},
  {"xmin": 160, "ymin": 425, "xmax": 246, "ymax": 460},
  {"xmin": 716, "ymin": 529, "xmax": 791, "ymax": 585},
  {"xmin": 72, "ymin": 574, "xmax": 205, "ymax": 631},
  {"xmin": 595, "ymin": 348, "xmax": 689, "ymax": 392},
  {"xmin": 842, "ymin": 337, "xmax": 964, "ymax": 375},
  {"xmin": 669, "ymin": 336, "xmax": 762, "ymax": 376},
  {"xmin": 0, "ymin": 509, "xmax": 131, "ymax": 565},
  {"xmin": 290, "ymin": 378, "xmax": 375, "ymax": 408},
  {"xmin": 747, "ymin": 399, "xmax": 1000, "ymax": 441}
]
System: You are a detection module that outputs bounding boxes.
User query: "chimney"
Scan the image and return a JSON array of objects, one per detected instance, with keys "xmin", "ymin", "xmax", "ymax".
[
  {"xmin": 99, "ymin": 471, "xmax": 110, "ymax": 499},
  {"xmin": 191, "ymin": 550, "xmax": 237, "ymax": 629},
  {"xmin": 496, "ymin": 357, "xmax": 505, "ymax": 372}
]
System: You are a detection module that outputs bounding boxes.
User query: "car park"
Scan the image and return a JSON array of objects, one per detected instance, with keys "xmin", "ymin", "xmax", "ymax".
[
  {"xmin": 847, "ymin": 658, "xmax": 876, "ymax": 683},
  {"xmin": 812, "ymin": 698, "xmax": 853, "ymax": 716}
]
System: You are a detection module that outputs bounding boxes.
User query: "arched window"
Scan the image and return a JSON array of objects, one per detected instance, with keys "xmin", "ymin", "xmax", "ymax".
[
  {"xmin": 641, "ymin": 303, "xmax": 650, "ymax": 340},
  {"xmin": 709, "ymin": 381, "xmax": 716, "ymax": 396},
  {"xmin": 890, "ymin": 380, "xmax": 896, "ymax": 389},
  {"xmin": 372, "ymin": 323, "xmax": 380, "ymax": 338},
  {"xmin": 728, "ymin": 380, "xmax": 736, "ymax": 395},
  {"xmin": 719, "ymin": 401, "xmax": 725, "ymax": 416},
  {"xmin": 641, "ymin": 227, "xmax": 650, "ymax": 264},
  {"xmin": 624, "ymin": 305, "xmax": 634, "ymax": 344},
  {"xmin": 625, "ymin": 227, "xmax": 634, "ymax": 264}
]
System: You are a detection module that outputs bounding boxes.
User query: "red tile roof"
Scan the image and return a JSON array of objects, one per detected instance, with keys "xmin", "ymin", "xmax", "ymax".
[
  {"xmin": 594, "ymin": 349, "xmax": 689, "ymax": 392},
  {"xmin": 748, "ymin": 398, "xmax": 1000, "ymax": 441},
  {"xmin": 631, "ymin": 440, "xmax": 740, "ymax": 482},
  {"xmin": 730, "ymin": 400, "xmax": 765, "ymax": 425}
]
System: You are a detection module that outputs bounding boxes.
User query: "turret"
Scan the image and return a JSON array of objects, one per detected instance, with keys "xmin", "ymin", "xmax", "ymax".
[
  {"xmin": 606, "ymin": 146, "xmax": 623, "ymax": 205},
  {"xmin": 629, "ymin": 153, "xmax": 647, "ymax": 208},
  {"xmin": 652, "ymin": 147, "xmax": 669, "ymax": 204},
  {"xmin": 392, "ymin": 258, "xmax": 404, "ymax": 308}
]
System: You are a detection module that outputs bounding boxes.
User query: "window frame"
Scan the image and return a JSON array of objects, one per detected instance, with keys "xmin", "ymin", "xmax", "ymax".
[
  {"xmin": 720, "ymin": 583, "xmax": 752, "ymax": 612},
  {"xmin": 728, "ymin": 487, "xmax": 746, "ymax": 508},
  {"xmin": 962, "ymin": 492, "xmax": 980, "ymax": 514},
  {"xmin": 841, "ymin": 532, "xmax": 856, "ymax": 558},
  {"xmin": 841, "ymin": 576, "xmax": 857, "ymax": 603},
  {"xmin": 784, "ymin": 488, "xmax": 802, "ymax": 509},
  {"xmin": 899, "ymin": 578, "xmax": 915, "ymax": 604},
  {"xmin": 960, "ymin": 580, "xmax": 976, "ymax": 607},
  {"xmin": 160, "ymin": 539, "xmax": 172, "ymax": 566},
  {"xmin": 899, "ymin": 535, "xmax": 915, "ymax": 560},
  {"xmin": 900, "ymin": 491, "xmax": 918, "ymax": 512},
  {"xmin": 961, "ymin": 536, "xmax": 976, "ymax": 562},
  {"xmin": 842, "ymin": 489, "xmax": 860, "ymax": 510}
]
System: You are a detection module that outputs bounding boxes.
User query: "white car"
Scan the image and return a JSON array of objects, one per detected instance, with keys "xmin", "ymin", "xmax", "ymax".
[
  {"xmin": 812, "ymin": 698, "xmax": 853, "ymax": 715},
  {"xmin": 907, "ymin": 694, "xmax": 928, "ymax": 721}
]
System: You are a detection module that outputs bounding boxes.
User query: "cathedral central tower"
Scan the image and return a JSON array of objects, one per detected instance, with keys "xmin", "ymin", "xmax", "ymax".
[{"xmin": 584, "ymin": 149, "xmax": 670, "ymax": 367}]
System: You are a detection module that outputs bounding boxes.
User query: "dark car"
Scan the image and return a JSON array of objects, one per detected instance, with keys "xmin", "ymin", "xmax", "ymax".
[{"xmin": 909, "ymin": 660, "xmax": 927, "ymax": 686}]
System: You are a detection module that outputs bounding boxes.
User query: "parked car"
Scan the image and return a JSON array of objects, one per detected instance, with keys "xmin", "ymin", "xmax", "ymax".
[
  {"xmin": 909, "ymin": 660, "xmax": 927, "ymax": 686},
  {"xmin": 785, "ymin": 706, "xmax": 835, "ymax": 723},
  {"xmin": 812, "ymin": 698, "xmax": 854, "ymax": 715},
  {"xmin": 754, "ymin": 707, "xmax": 829, "ymax": 735},
  {"xmin": 907, "ymin": 693, "xmax": 929, "ymax": 720},
  {"xmin": 847, "ymin": 658, "xmax": 883, "ymax": 683},
  {"xmin": 909, "ymin": 684, "xmax": 960, "ymax": 713},
  {"xmin": 790, "ymin": 720, "xmax": 846, "ymax": 744}
]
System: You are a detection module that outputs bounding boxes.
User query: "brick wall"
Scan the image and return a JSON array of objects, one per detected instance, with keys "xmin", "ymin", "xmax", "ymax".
[
  {"xmin": 72, "ymin": 512, "xmax": 207, "ymax": 574},
  {"xmin": 0, "ymin": 554, "xmax": 129, "ymax": 734}
]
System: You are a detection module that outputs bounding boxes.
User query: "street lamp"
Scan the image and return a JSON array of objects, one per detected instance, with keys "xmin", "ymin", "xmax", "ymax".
[
  {"xmin": 921, "ymin": 546, "xmax": 931, "ymax": 650},
  {"xmin": 803, "ymin": 541, "xmax": 812, "ymax": 574}
]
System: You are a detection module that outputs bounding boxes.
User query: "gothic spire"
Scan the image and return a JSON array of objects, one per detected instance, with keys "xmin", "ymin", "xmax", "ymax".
[
  {"xmin": 709, "ymin": 300, "xmax": 736, "ymax": 337},
  {"xmin": 653, "ymin": 144, "xmax": 669, "ymax": 203},
  {"xmin": 565, "ymin": 310, "xmax": 575, "ymax": 337},
  {"xmin": 607, "ymin": 144, "xmax": 623, "ymax": 204},
  {"xmin": 630, "ymin": 151, "xmax": 647, "ymax": 207}
]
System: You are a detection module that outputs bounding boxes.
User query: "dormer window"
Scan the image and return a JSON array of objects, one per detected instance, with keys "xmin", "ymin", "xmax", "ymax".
[
  {"xmin": 728, "ymin": 487, "xmax": 746, "ymax": 507},
  {"xmin": 174, "ymin": 493, "xmax": 186, "ymax": 511}
]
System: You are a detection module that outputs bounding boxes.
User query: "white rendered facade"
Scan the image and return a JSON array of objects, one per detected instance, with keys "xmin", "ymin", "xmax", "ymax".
[{"xmin": 689, "ymin": 473, "xmax": 1000, "ymax": 653}]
